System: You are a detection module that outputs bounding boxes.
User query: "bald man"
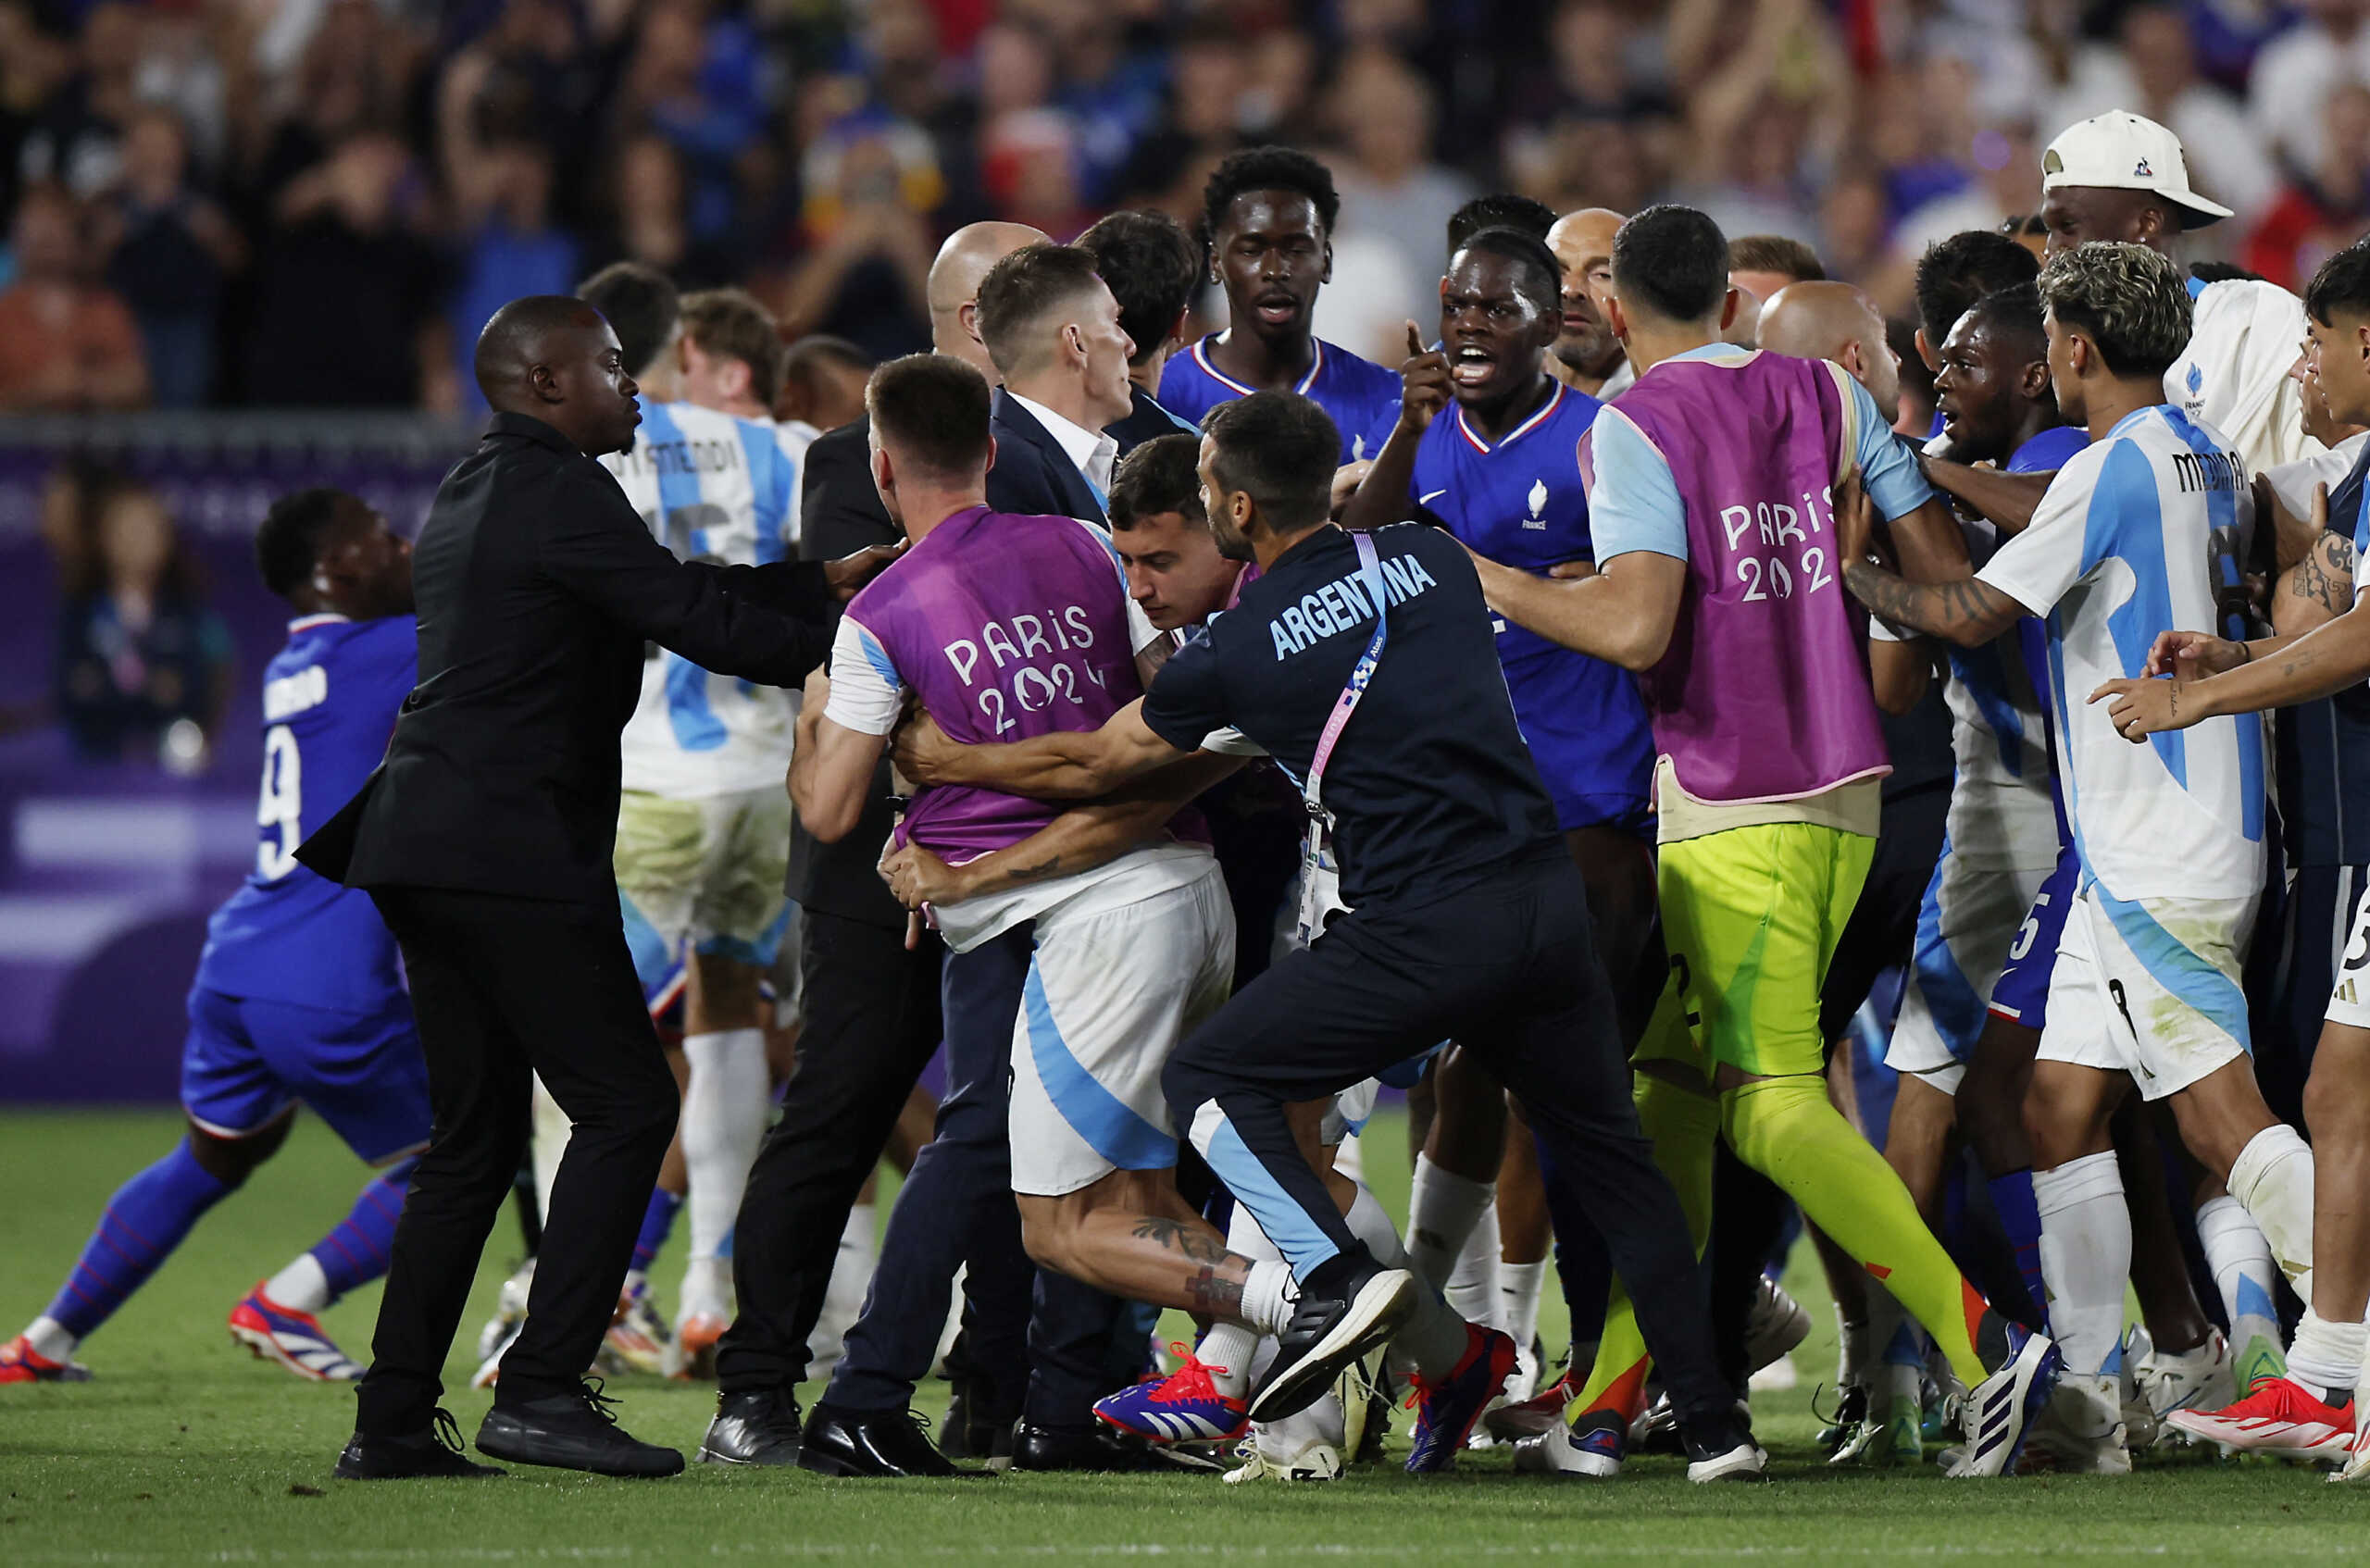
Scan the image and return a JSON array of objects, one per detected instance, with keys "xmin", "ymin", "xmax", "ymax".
[
  {"xmin": 1546, "ymin": 207, "xmax": 1630, "ymax": 399},
  {"xmin": 301, "ymin": 296, "xmax": 889, "ymax": 1480},
  {"xmin": 1756, "ymin": 280, "xmax": 1903, "ymax": 425}
]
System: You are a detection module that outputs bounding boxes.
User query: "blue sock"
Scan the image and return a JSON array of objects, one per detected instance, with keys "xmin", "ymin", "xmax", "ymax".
[
  {"xmin": 44, "ymin": 1140, "xmax": 232, "ymax": 1340},
  {"xmin": 631, "ymin": 1188, "xmax": 682, "ymax": 1275},
  {"xmin": 308, "ymin": 1158, "xmax": 415, "ymax": 1302},
  {"xmin": 1987, "ymin": 1171, "xmax": 2050, "ymax": 1331}
]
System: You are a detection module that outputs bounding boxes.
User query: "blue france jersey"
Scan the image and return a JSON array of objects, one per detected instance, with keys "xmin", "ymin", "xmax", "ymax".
[
  {"xmin": 1409, "ymin": 382, "xmax": 1653, "ymax": 828},
  {"xmin": 193, "ymin": 614, "xmax": 415, "ymax": 1014},
  {"xmin": 1158, "ymin": 335, "xmax": 1403, "ymax": 465}
]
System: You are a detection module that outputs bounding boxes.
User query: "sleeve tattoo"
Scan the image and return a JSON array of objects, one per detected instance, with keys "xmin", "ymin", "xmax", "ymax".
[
  {"xmin": 2290, "ymin": 533, "xmax": 2360, "ymax": 616},
  {"xmin": 1842, "ymin": 560, "xmax": 2015, "ymax": 641}
]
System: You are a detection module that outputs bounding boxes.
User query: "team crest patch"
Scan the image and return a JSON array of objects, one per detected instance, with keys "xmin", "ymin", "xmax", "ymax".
[
  {"xmin": 2134, "ymin": 158, "xmax": 2152, "ymax": 178},
  {"xmin": 2187, "ymin": 364, "xmax": 2203, "ymax": 394}
]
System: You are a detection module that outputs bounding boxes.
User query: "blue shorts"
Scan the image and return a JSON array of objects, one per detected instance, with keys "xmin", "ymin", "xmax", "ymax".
[
  {"xmin": 181, "ymin": 986, "xmax": 431, "ymax": 1164},
  {"xmin": 1551, "ymin": 789, "xmax": 1654, "ymax": 840},
  {"xmin": 1988, "ymin": 844, "xmax": 2077, "ymax": 1030}
]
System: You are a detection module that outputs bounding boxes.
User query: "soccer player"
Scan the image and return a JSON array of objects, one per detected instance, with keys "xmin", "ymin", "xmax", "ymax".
[
  {"xmin": 679, "ymin": 286, "xmax": 826, "ymax": 555},
  {"xmin": 1156, "ymin": 145, "xmax": 1403, "ymax": 463},
  {"xmin": 1838, "ymin": 241, "xmax": 2315, "ymax": 1472},
  {"xmin": 2089, "ymin": 238, "xmax": 2370, "ymax": 1470},
  {"xmin": 580, "ymin": 261, "xmax": 799, "ymax": 1375},
  {"xmin": 1468, "ymin": 205, "xmax": 2056, "ymax": 1479},
  {"xmin": 3, "ymin": 491, "xmax": 427, "ymax": 1388},
  {"xmin": 2039, "ymin": 111, "xmax": 2319, "ymax": 475},
  {"xmin": 1546, "ymin": 208, "xmax": 1629, "ymax": 400},
  {"xmin": 894, "ymin": 390, "xmax": 1763, "ymax": 1482},
  {"xmin": 1078, "ymin": 209, "xmax": 1204, "ymax": 451}
]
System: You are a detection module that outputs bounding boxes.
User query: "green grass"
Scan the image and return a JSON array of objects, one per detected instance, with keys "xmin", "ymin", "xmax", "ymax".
[{"xmin": 4, "ymin": 1107, "xmax": 2367, "ymax": 1563}]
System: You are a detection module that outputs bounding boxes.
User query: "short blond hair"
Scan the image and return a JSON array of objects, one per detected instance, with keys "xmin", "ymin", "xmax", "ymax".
[{"xmin": 2037, "ymin": 242, "xmax": 2192, "ymax": 380}]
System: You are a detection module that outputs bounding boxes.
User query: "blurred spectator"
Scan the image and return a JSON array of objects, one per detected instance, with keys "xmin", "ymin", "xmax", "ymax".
[
  {"xmin": 1028, "ymin": 0, "xmax": 1168, "ymax": 201},
  {"xmin": 2246, "ymin": 83, "xmax": 2370, "ymax": 287},
  {"xmin": 1111, "ymin": 19, "xmax": 1248, "ymax": 208},
  {"xmin": 776, "ymin": 334, "xmax": 875, "ymax": 431},
  {"xmin": 435, "ymin": 0, "xmax": 605, "ymax": 235},
  {"xmin": 582, "ymin": 133, "xmax": 740, "ymax": 291},
  {"xmin": 243, "ymin": 132, "xmax": 449, "ymax": 410},
  {"xmin": 2051, "ymin": 3, "xmax": 2277, "ymax": 222},
  {"xmin": 617, "ymin": 0, "xmax": 768, "ymax": 245},
  {"xmin": 94, "ymin": 106, "xmax": 243, "ymax": 407},
  {"xmin": 447, "ymin": 141, "xmax": 578, "ymax": 414},
  {"xmin": 0, "ymin": 182, "xmax": 148, "ymax": 411},
  {"xmin": 2251, "ymin": 0, "xmax": 2370, "ymax": 173},
  {"xmin": 53, "ymin": 477, "xmax": 231, "ymax": 768},
  {"xmin": 245, "ymin": 0, "xmax": 418, "ymax": 221},
  {"xmin": 776, "ymin": 120, "xmax": 935, "ymax": 356},
  {"xmin": 17, "ymin": 1, "xmax": 141, "ymax": 200},
  {"xmin": 1327, "ymin": 50, "xmax": 1475, "ymax": 280}
]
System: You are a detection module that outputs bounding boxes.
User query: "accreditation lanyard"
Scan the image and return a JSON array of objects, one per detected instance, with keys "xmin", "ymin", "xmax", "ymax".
[{"xmin": 1296, "ymin": 531, "xmax": 1389, "ymax": 945}]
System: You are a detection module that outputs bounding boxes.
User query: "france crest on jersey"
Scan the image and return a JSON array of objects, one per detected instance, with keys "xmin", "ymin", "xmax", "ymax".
[
  {"xmin": 1977, "ymin": 405, "xmax": 2264, "ymax": 902},
  {"xmin": 1408, "ymin": 382, "xmax": 1653, "ymax": 830},
  {"xmin": 1157, "ymin": 334, "xmax": 1402, "ymax": 465},
  {"xmin": 602, "ymin": 397, "xmax": 800, "ymax": 797},
  {"xmin": 194, "ymin": 614, "xmax": 416, "ymax": 1014}
]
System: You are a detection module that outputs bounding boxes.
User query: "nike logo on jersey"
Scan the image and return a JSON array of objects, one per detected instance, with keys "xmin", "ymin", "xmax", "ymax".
[{"xmin": 1418, "ymin": 490, "xmax": 1447, "ymax": 505}]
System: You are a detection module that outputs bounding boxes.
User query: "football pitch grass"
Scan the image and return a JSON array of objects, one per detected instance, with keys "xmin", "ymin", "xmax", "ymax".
[{"xmin": 5, "ymin": 1108, "xmax": 2367, "ymax": 1564}]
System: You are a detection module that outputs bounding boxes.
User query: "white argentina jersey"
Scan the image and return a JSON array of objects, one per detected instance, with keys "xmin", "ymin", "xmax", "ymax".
[
  {"xmin": 1977, "ymin": 404, "xmax": 2266, "ymax": 901},
  {"xmin": 602, "ymin": 396, "xmax": 799, "ymax": 797}
]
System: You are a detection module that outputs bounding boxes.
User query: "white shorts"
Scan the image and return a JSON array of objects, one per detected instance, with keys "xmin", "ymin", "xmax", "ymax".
[
  {"xmin": 2326, "ymin": 883, "xmax": 2370, "ymax": 1031},
  {"xmin": 1885, "ymin": 852, "xmax": 2054, "ymax": 1095},
  {"xmin": 1009, "ymin": 857, "xmax": 1237, "ymax": 1196},
  {"xmin": 2036, "ymin": 884, "xmax": 2258, "ymax": 1101},
  {"xmin": 616, "ymin": 786, "xmax": 793, "ymax": 968}
]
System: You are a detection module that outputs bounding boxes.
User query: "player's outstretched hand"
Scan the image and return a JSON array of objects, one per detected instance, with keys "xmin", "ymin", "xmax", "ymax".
[
  {"xmin": 891, "ymin": 706, "xmax": 960, "ymax": 786},
  {"xmin": 2088, "ymin": 672, "xmax": 2194, "ymax": 740},
  {"xmin": 1398, "ymin": 321, "xmax": 1451, "ymax": 432},
  {"xmin": 2142, "ymin": 628, "xmax": 2247, "ymax": 679},
  {"xmin": 823, "ymin": 540, "xmax": 905, "ymax": 600}
]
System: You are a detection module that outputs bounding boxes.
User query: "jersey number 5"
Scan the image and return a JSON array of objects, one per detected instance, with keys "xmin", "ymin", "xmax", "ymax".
[{"xmin": 257, "ymin": 724, "xmax": 303, "ymax": 879}]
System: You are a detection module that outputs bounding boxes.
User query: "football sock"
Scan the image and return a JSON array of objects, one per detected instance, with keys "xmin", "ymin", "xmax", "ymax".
[
  {"xmin": 2286, "ymin": 1309, "xmax": 2364, "ymax": 1405},
  {"xmin": 1499, "ymin": 1259, "xmax": 1550, "ymax": 1363},
  {"xmin": 1835, "ymin": 1303, "xmax": 1872, "ymax": 1393},
  {"xmin": 1195, "ymin": 1203, "xmax": 1279, "ymax": 1400},
  {"xmin": 1570, "ymin": 1071, "xmax": 1719, "ymax": 1423},
  {"xmin": 1405, "ymin": 1155, "xmax": 1492, "ymax": 1296},
  {"xmin": 2032, "ymin": 1151, "xmax": 2129, "ymax": 1380},
  {"xmin": 1344, "ymin": 1181, "xmax": 1413, "ymax": 1271},
  {"xmin": 296, "ymin": 1160, "xmax": 413, "ymax": 1307},
  {"xmin": 817, "ymin": 1200, "xmax": 876, "ymax": 1337},
  {"xmin": 1985, "ymin": 1169, "xmax": 2051, "ymax": 1329},
  {"xmin": 264, "ymin": 1254, "xmax": 331, "ymax": 1315},
  {"xmin": 2197, "ymin": 1192, "xmax": 2288, "ymax": 1390},
  {"xmin": 1722, "ymin": 1076, "xmax": 1991, "ymax": 1389},
  {"xmin": 2227, "ymin": 1124, "xmax": 2316, "ymax": 1300},
  {"xmin": 680, "ymin": 1027, "xmax": 768, "ymax": 1317},
  {"xmin": 42, "ymin": 1139, "xmax": 232, "ymax": 1345},
  {"xmin": 1445, "ymin": 1200, "xmax": 1502, "ymax": 1329},
  {"xmin": 1242, "ymin": 1260, "xmax": 1295, "ymax": 1338},
  {"xmin": 630, "ymin": 1186, "xmax": 683, "ymax": 1276}
]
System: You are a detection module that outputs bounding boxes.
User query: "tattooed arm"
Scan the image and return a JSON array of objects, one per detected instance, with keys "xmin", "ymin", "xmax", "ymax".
[
  {"xmin": 1840, "ymin": 560, "xmax": 2029, "ymax": 648},
  {"xmin": 2275, "ymin": 529, "xmax": 2358, "ymax": 638},
  {"xmin": 877, "ymin": 752, "xmax": 1245, "ymax": 908},
  {"xmin": 2091, "ymin": 596, "xmax": 2370, "ymax": 738}
]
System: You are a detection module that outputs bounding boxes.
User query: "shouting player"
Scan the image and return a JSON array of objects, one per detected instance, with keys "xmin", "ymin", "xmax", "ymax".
[{"xmin": 4, "ymin": 491, "xmax": 427, "ymax": 1388}]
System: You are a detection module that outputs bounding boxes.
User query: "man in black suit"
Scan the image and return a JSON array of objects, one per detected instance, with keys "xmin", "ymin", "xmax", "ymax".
[
  {"xmin": 1078, "ymin": 210, "xmax": 1204, "ymax": 454},
  {"xmin": 977, "ymin": 243, "xmax": 1138, "ymax": 523},
  {"xmin": 303, "ymin": 296, "xmax": 889, "ymax": 1481}
]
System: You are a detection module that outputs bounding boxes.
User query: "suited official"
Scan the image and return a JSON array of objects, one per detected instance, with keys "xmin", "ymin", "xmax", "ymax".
[{"xmin": 300, "ymin": 296, "xmax": 890, "ymax": 1481}]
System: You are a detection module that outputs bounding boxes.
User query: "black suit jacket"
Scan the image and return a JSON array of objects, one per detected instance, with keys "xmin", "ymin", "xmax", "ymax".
[
  {"xmin": 785, "ymin": 415, "xmax": 911, "ymax": 933},
  {"xmin": 986, "ymin": 389, "xmax": 1107, "ymax": 523},
  {"xmin": 1105, "ymin": 384, "xmax": 1196, "ymax": 454},
  {"xmin": 298, "ymin": 412, "xmax": 840, "ymax": 908}
]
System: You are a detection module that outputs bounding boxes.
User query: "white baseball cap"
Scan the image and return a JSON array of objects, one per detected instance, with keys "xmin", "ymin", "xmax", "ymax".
[{"xmin": 2040, "ymin": 111, "xmax": 2232, "ymax": 228}]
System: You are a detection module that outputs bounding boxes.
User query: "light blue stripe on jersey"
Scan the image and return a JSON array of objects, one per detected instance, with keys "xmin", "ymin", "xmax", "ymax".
[
  {"xmin": 2094, "ymin": 883, "xmax": 2251, "ymax": 1050},
  {"xmin": 738, "ymin": 422, "xmax": 790, "ymax": 566},
  {"xmin": 642, "ymin": 400, "xmax": 728, "ymax": 752},
  {"xmin": 1911, "ymin": 837, "xmax": 1988, "ymax": 1058},
  {"xmin": 2041, "ymin": 606, "xmax": 2093, "ymax": 882},
  {"xmin": 2163, "ymin": 407, "xmax": 2264, "ymax": 842},
  {"xmin": 2082, "ymin": 438, "xmax": 2188, "ymax": 790},
  {"xmin": 854, "ymin": 623, "xmax": 901, "ymax": 690},
  {"xmin": 1021, "ymin": 959, "xmax": 1173, "ymax": 1170},
  {"xmin": 1947, "ymin": 642, "xmax": 2025, "ymax": 778}
]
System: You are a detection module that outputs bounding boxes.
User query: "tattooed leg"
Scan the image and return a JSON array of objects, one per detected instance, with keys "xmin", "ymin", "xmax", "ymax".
[{"xmin": 1016, "ymin": 1171, "xmax": 1265, "ymax": 1319}]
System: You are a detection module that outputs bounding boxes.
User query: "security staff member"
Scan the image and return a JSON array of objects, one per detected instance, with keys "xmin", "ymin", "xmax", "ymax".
[
  {"xmin": 892, "ymin": 391, "xmax": 1755, "ymax": 1471},
  {"xmin": 301, "ymin": 295, "xmax": 887, "ymax": 1481}
]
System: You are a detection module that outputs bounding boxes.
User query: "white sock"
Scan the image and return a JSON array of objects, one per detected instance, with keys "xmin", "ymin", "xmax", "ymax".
[
  {"xmin": 24, "ymin": 1316, "xmax": 76, "ymax": 1362},
  {"xmin": 1344, "ymin": 1182, "xmax": 1412, "ymax": 1272},
  {"xmin": 817, "ymin": 1201, "xmax": 876, "ymax": 1336},
  {"xmin": 2286, "ymin": 1309, "xmax": 2365, "ymax": 1402},
  {"xmin": 1405, "ymin": 1155, "xmax": 1493, "ymax": 1294},
  {"xmin": 1391, "ymin": 1280, "xmax": 1473, "ymax": 1380},
  {"xmin": 2034, "ymin": 1151, "xmax": 2130, "ymax": 1379},
  {"xmin": 264, "ymin": 1252, "xmax": 331, "ymax": 1314},
  {"xmin": 1242, "ymin": 1260, "xmax": 1296, "ymax": 1338},
  {"xmin": 1835, "ymin": 1304, "xmax": 1871, "ymax": 1390},
  {"xmin": 1446, "ymin": 1200, "xmax": 1503, "ymax": 1329},
  {"xmin": 530, "ymin": 1074, "xmax": 570, "ymax": 1220},
  {"xmin": 1498, "ymin": 1260, "xmax": 1549, "ymax": 1359},
  {"xmin": 1196, "ymin": 1203, "xmax": 1281, "ymax": 1400},
  {"xmin": 2227, "ymin": 1124, "xmax": 2316, "ymax": 1300},
  {"xmin": 2196, "ymin": 1193, "xmax": 2283, "ymax": 1371},
  {"xmin": 680, "ymin": 1027, "xmax": 768, "ymax": 1316},
  {"xmin": 1332, "ymin": 1132, "xmax": 1366, "ymax": 1187}
]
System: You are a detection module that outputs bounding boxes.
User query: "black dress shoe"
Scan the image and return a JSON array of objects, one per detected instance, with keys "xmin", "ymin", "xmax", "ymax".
[
  {"xmin": 798, "ymin": 1402, "xmax": 991, "ymax": 1478},
  {"xmin": 335, "ymin": 1409, "xmax": 505, "ymax": 1480},
  {"xmin": 698, "ymin": 1387, "xmax": 803, "ymax": 1466},
  {"xmin": 477, "ymin": 1379, "xmax": 684, "ymax": 1477},
  {"xmin": 1248, "ymin": 1249, "xmax": 1417, "ymax": 1425},
  {"xmin": 1009, "ymin": 1421, "xmax": 1221, "ymax": 1473}
]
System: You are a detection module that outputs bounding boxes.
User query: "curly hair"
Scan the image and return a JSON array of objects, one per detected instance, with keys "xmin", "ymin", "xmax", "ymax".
[
  {"xmin": 2037, "ymin": 242, "xmax": 2192, "ymax": 380},
  {"xmin": 1200, "ymin": 145, "xmax": 1341, "ymax": 254}
]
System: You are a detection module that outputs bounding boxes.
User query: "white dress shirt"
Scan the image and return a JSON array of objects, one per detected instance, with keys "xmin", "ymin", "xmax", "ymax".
[{"xmin": 1007, "ymin": 391, "xmax": 1119, "ymax": 500}]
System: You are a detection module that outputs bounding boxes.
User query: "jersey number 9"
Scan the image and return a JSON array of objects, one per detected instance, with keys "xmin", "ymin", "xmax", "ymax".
[{"xmin": 257, "ymin": 724, "xmax": 303, "ymax": 879}]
